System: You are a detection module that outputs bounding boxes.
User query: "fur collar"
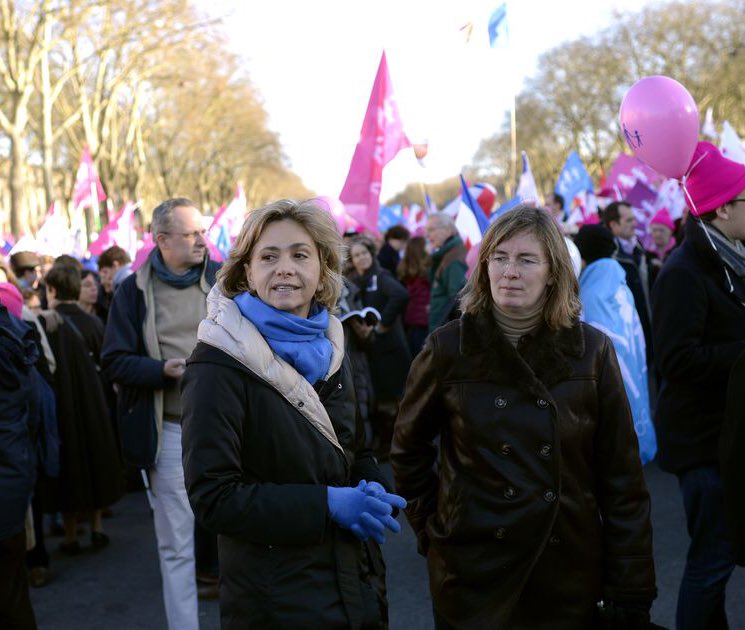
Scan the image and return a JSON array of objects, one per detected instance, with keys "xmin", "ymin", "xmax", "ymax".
[
  {"xmin": 460, "ymin": 309, "xmax": 585, "ymax": 400},
  {"xmin": 198, "ymin": 286, "xmax": 345, "ymax": 453}
]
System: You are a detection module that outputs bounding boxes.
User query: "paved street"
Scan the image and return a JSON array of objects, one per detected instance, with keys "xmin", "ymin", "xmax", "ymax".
[{"xmin": 30, "ymin": 463, "xmax": 745, "ymax": 629}]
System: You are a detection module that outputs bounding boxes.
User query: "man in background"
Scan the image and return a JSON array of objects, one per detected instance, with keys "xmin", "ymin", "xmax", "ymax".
[
  {"xmin": 425, "ymin": 213, "xmax": 467, "ymax": 332},
  {"xmin": 102, "ymin": 198, "xmax": 220, "ymax": 629}
]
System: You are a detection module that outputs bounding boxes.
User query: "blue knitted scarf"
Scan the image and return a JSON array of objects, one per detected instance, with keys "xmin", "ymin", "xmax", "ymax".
[
  {"xmin": 150, "ymin": 249, "xmax": 202, "ymax": 288},
  {"xmin": 233, "ymin": 292, "xmax": 332, "ymax": 385}
]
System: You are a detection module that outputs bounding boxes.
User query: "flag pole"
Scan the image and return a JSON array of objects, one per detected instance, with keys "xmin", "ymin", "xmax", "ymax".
[
  {"xmin": 502, "ymin": 3, "xmax": 516, "ymax": 198},
  {"xmin": 509, "ymin": 92, "xmax": 517, "ymax": 198}
]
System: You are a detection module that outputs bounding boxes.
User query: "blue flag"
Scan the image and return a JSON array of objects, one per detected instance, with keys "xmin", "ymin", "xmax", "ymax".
[
  {"xmin": 377, "ymin": 204, "xmax": 404, "ymax": 233},
  {"xmin": 555, "ymin": 151, "xmax": 594, "ymax": 218},
  {"xmin": 579, "ymin": 258, "xmax": 657, "ymax": 464},
  {"xmin": 488, "ymin": 3, "xmax": 507, "ymax": 48},
  {"xmin": 215, "ymin": 224, "xmax": 231, "ymax": 259}
]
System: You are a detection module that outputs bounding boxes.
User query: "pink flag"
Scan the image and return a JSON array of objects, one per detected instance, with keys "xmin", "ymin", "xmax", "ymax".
[
  {"xmin": 88, "ymin": 202, "xmax": 137, "ymax": 257},
  {"xmin": 131, "ymin": 233, "xmax": 155, "ymax": 272},
  {"xmin": 602, "ymin": 153, "xmax": 661, "ymax": 198},
  {"xmin": 72, "ymin": 146, "xmax": 107, "ymax": 211},
  {"xmin": 339, "ymin": 51, "xmax": 411, "ymax": 234},
  {"xmin": 209, "ymin": 184, "xmax": 246, "ymax": 241}
]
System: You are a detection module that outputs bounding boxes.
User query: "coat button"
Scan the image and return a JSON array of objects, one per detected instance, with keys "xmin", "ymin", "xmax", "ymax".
[
  {"xmin": 495, "ymin": 396, "xmax": 507, "ymax": 408},
  {"xmin": 494, "ymin": 527, "xmax": 507, "ymax": 540},
  {"xmin": 298, "ymin": 401, "xmax": 304, "ymax": 408},
  {"xmin": 537, "ymin": 398, "xmax": 549, "ymax": 408},
  {"xmin": 543, "ymin": 489, "xmax": 557, "ymax": 503},
  {"xmin": 549, "ymin": 535, "xmax": 560, "ymax": 546},
  {"xmin": 504, "ymin": 486, "xmax": 517, "ymax": 499},
  {"xmin": 539, "ymin": 444, "xmax": 552, "ymax": 457},
  {"xmin": 499, "ymin": 442, "xmax": 512, "ymax": 455},
  {"xmin": 337, "ymin": 383, "xmax": 342, "ymax": 389}
]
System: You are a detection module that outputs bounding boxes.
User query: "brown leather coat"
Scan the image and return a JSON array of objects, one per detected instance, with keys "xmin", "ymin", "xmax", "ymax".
[{"xmin": 391, "ymin": 311, "xmax": 656, "ymax": 629}]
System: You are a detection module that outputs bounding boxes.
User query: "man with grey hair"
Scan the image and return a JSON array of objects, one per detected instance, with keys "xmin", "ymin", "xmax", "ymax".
[
  {"xmin": 102, "ymin": 198, "xmax": 221, "ymax": 629},
  {"xmin": 425, "ymin": 212, "xmax": 467, "ymax": 332}
]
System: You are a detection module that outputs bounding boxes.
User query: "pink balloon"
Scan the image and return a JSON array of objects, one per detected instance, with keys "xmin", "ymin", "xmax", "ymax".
[{"xmin": 618, "ymin": 76, "xmax": 699, "ymax": 179}]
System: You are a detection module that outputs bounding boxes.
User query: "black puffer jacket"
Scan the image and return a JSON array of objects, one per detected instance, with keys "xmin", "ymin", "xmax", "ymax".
[
  {"xmin": 181, "ymin": 288, "xmax": 389, "ymax": 629},
  {"xmin": 392, "ymin": 311, "xmax": 656, "ymax": 629}
]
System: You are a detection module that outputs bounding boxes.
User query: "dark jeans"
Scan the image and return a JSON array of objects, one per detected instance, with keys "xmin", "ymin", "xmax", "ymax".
[
  {"xmin": 676, "ymin": 465, "xmax": 735, "ymax": 630},
  {"xmin": 26, "ymin": 487, "xmax": 48, "ymax": 569},
  {"xmin": 0, "ymin": 530, "xmax": 37, "ymax": 629}
]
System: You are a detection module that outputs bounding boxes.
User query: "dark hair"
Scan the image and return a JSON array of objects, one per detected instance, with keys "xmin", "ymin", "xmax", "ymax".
[
  {"xmin": 151, "ymin": 197, "xmax": 198, "ymax": 236},
  {"xmin": 80, "ymin": 269, "xmax": 98, "ymax": 282},
  {"xmin": 45, "ymin": 265, "xmax": 81, "ymax": 301},
  {"xmin": 385, "ymin": 224, "xmax": 410, "ymax": 242},
  {"xmin": 574, "ymin": 225, "xmax": 617, "ymax": 264},
  {"xmin": 53, "ymin": 254, "xmax": 83, "ymax": 271},
  {"xmin": 602, "ymin": 201, "xmax": 631, "ymax": 227},
  {"xmin": 98, "ymin": 245, "xmax": 131, "ymax": 269},
  {"xmin": 398, "ymin": 236, "xmax": 430, "ymax": 280},
  {"xmin": 552, "ymin": 193, "xmax": 565, "ymax": 210}
]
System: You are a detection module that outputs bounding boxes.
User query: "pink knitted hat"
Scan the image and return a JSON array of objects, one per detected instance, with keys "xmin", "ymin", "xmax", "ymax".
[
  {"xmin": 650, "ymin": 208, "xmax": 675, "ymax": 232},
  {"xmin": 0, "ymin": 282, "xmax": 23, "ymax": 318},
  {"xmin": 684, "ymin": 141, "xmax": 745, "ymax": 216}
]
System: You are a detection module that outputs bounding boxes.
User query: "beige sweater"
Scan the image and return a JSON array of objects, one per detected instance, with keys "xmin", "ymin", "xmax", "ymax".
[
  {"xmin": 153, "ymin": 277, "xmax": 207, "ymax": 419},
  {"xmin": 491, "ymin": 299, "xmax": 545, "ymax": 347}
]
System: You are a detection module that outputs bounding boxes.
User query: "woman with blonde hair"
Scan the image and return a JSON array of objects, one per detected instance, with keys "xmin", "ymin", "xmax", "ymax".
[
  {"xmin": 181, "ymin": 198, "xmax": 405, "ymax": 629},
  {"xmin": 392, "ymin": 206, "xmax": 657, "ymax": 629}
]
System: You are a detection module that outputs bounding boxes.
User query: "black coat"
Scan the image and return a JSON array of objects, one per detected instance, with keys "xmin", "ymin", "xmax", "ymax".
[
  {"xmin": 181, "ymin": 296, "xmax": 390, "ymax": 629},
  {"xmin": 350, "ymin": 262, "xmax": 411, "ymax": 401},
  {"xmin": 377, "ymin": 242, "xmax": 401, "ymax": 277},
  {"xmin": 0, "ymin": 307, "xmax": 38, "ymax": 539},
  {"xmin": 721, "ymin": 348, "xmax": 745, "ymax": 565},
  {"xmin": 652, "ymin": 219, "xmax": 745, "ymax": 474},
  {"xmin": 43, "ymin": 305, "xmax": 124, "ymax": 512},
  {"xmin": 392, "ymin": 311, "xmax": 656, "ymax": 629},
  {"xmin": 339, "ymin": 279, "xmax": 375, "ymax": 421},
  {"xmin": 101, "ymin": 257, "xmax": 220, "ymax": 467}
]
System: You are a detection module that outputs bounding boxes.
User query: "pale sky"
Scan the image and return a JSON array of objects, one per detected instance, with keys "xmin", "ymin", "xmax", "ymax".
[{"xmin": 198, "ymin": 0, "xmax": 653, "ymax": 201}]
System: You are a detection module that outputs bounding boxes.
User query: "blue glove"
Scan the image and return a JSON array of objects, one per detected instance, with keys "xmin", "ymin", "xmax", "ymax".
[
  {"xmin": 361, "ymin": 481, "xmax": 407, "ymax": 509},
  {"xmin": 327, "ymin": 482, "xmax": 394, "ymax": 544},
  {"xmin": 358, "ymin": 481, "xmax": 407, "ymax": 535}
]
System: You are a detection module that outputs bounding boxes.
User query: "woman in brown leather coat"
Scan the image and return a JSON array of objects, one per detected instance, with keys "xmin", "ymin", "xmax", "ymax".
[{"xmin": 391, "ymin": 206, "xmax": 657, "ymax": 629}]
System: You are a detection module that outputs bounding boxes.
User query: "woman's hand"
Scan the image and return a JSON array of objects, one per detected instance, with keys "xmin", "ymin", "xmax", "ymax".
[{"xmin": 375, "ymin": 323, "xmax": 389, "ymax": 334}]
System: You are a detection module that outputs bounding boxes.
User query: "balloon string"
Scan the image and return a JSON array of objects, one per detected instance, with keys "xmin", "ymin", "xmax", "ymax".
[{"xmin": 681, "ymin": 179, "xmax": 736, "ymax": 295}]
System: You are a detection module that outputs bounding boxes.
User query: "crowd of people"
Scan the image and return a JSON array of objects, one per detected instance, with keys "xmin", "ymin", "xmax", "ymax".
[{"xmin": 0, "ymin": 140, "xmax": 744, "ymax": 630}]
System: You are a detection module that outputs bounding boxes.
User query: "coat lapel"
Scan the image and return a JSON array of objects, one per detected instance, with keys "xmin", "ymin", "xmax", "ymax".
[{"xmin": 460, "ymin": 310, "xmax": 584, "ymax": 399}]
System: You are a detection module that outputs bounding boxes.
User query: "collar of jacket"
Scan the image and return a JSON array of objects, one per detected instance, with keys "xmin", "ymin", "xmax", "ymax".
[
  {"xmin": 460, "ymin": 309, "xmax": 585, "ymax": 393},
  {"xmin": 432, "ymin": 234, "xmax": 464, "ymax": 263},
  {"xmin": 198, "ymin": 285, "xmax": 346, "ymax": 453},
  {"xmin": 351, "ymin": 259, "xmax": 382, "ymax": 291},
  {"xmin": 135, "ymin": 250, "xmax": 214, "ymax": 296}
]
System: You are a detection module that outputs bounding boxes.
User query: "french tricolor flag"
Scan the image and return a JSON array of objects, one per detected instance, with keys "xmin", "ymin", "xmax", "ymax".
[{"xmin": 448, "ymin": 175, "xmax": 490, "ymax": 248}]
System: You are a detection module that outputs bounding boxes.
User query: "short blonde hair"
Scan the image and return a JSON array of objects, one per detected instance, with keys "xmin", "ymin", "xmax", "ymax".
[
  {"xmin": 459, "ymin": 205, "xmax": 581, "ymax": 330},
  {"xmin": 217, "ymin": 199, "xmax": 346, "ymax": 312}
]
